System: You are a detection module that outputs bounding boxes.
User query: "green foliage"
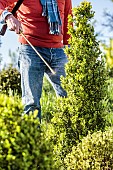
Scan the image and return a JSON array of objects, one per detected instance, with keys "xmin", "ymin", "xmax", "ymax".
[
  {"xmin": 0, "ymin": 94, "xmax": 54, "ymax": 170},
  {"xmin": 102, "ymin": 39, "xmax": 113, "ymax": 77},
  {"xmin": 65, "ymin": 128, "xmax": 113, "ymax": 170},
  {"xmin": 47, "ymin": 1, "xmax": 108, "ymax": 168},
  {"xmin": 41, "ymin": 76, "xmax": 56, "ymax": 121},
  {"xmin": 0, "ymin": 66, "xmax": 21, "ymax": 96},
  {"xmin": 41, "ymin": 90, "xmax": 56, "ymax": 122},
  {"xmin": 105, "ymin": 78, "xmax": 113, "ymax": 126},
  {"xmin": 42, "ymin": 76, "xmax": 55, "ymax": 94}
]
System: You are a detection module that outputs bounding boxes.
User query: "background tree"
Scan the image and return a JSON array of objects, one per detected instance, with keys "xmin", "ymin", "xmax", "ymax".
[
  {"xmin": 102, "ymin": 0, "xmax": 113, "ymax": 31},
  {"xmin": 8, "ymin": 49, "xmax": 18, "ymax": 68}
]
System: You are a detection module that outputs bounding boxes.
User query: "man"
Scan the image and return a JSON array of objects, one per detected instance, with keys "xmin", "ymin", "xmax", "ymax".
[{"xmin": 0, "ymin": 0, "xmax": 72, "ymax": 121}]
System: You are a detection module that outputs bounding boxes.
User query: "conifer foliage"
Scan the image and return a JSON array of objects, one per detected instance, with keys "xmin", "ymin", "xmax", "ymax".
[{"xmin": 49, "ymin": 1, "xmax": 108, "ymax": 168}]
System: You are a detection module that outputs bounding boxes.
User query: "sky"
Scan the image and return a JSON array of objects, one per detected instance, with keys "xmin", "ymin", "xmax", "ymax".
[{"xmin": 0, "ymin": 0, "xmax": 113, "ymax": 65}]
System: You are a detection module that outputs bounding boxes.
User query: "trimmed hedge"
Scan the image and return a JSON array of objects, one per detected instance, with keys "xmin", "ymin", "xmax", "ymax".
[
  {"xmin": 0, "ymin": 94, "xmax": 54, "ymax": 170},
  {"xmin": 65, "ymin": 128, "xmax": 113, "ymax": 170}
]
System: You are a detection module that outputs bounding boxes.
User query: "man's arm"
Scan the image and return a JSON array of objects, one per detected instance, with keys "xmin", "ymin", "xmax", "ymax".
[
  {"xmin": 63, "ymin": 0, "xmax": 72, "ymax": 45},
  {"xmin": 0, "ymin": 0, "xmax": 22, "ymax": 34}
]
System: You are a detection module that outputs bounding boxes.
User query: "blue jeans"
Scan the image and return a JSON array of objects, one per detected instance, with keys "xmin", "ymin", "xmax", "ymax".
[{"xmin": 18, "ymin": 44, "xmax": 68, "ymax": 121}]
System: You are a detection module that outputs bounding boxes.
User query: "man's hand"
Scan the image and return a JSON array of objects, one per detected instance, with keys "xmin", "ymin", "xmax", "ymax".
[{"xmin": 5, "ymin": 14, "xmax": 22, "ymax": 34}]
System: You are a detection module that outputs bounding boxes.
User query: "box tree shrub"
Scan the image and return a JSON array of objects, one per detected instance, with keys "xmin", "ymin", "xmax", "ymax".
[
  {"xmin": 64, "ymin": 128, "xmax": 113, "ymax": 170},
  {"xmin": 0, "ymin": 94, "xmax": 54, "ymax": 170},
  {"xmin": 47, "ymin": 1, "xmax": 108, "ymax": 168},
  {"xmin": 0, "ymin": 66, "xmax": 21, "ymax": 96}
]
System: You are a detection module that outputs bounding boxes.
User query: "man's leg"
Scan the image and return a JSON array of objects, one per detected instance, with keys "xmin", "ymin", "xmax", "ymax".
[
  {"xmin": 45, "ymin": 48, "xmax": 68, "ymax": 97},
  {"xmin": 18, "ymin": 44, "xmax": 46, "ymax": 121}
]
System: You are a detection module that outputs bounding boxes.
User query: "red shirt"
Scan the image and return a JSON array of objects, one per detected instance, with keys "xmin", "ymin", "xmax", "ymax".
[{"xmin": 0, "ymin": 0, "xmax": 72, "ymax": 48}]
